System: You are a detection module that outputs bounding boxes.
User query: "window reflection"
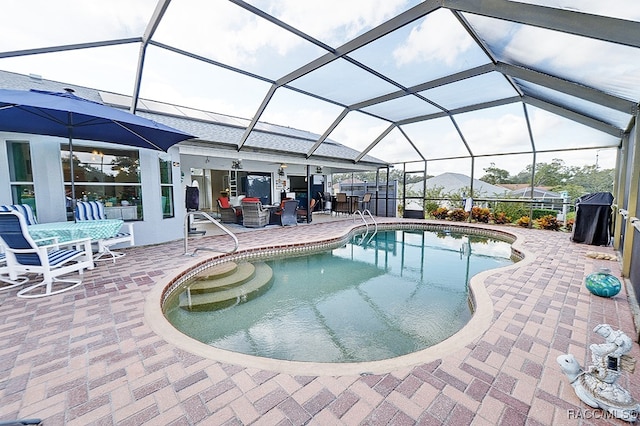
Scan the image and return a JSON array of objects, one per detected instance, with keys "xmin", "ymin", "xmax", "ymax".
[
  {"xmin": 6, "ymin": 141, "xmax": 36, "ymax": 215},
  {"xmin": 61, "ymin": 145, "xmax": 140, "ymax": 184},
  {"xmin": 160, "ymin": 159, "xmax": 174, "ymax": 218},
  {"xmin": 61, "ymin": 144, "xmax": 142, "ymax": 221}
]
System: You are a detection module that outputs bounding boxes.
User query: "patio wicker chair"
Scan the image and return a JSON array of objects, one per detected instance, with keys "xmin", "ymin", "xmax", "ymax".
[
  {"xmin": 0, "ymin": 211, "xmax": 94, "ymax": 299},
  {"xmin": 217, "ymin": 197, "xmax": 242, "ymax": 223},
  {"xmin": 241, "ymin": 198, "xmax": 270, "ymax": 228},
  {"xmin": 297, "ymin": 198, "xmax": 317, "ymax": 222},
  {"xmin": 359, "ymin": 193, "xmax": 372, "ymax": 212},
  {"xmin": 75, "ymin": 201, "xmax": 134, "ymax": 262},
  {"xmin": 334, "ymin": 193, "xmax": 350, "ymax": 215}
]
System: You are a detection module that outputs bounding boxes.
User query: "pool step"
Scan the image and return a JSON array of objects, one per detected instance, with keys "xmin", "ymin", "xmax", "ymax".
[
  {"xmin": 188, "ymin": 262, "xmax": 255, "ymax": 294},
  {"xmin": 179, "ymin": 262, "xmax": 273, "ymax": 311},
  {"xmin": 194, "ymin": 261, "xmax": 239, "ymax": 281}
]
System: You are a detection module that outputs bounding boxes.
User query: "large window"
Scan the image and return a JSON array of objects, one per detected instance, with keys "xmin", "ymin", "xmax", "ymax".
[
  {"xmin": 61, "ymin": 145, "xmax": 142, "ymax": 221},
  {"xmin": 240, "ymin": 172, "xmax": 272, "ymax": 205},
  {"xmin": 6, "ymin": 141, "xmax": 36, "ymax": 215},
  {"xmin": 159, "ymin": 159, "xmax": 174, "ymax": 218}
]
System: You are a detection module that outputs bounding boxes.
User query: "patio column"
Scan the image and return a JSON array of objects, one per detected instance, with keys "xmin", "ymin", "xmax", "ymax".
[
  {"xmin": 613, "ymin": 136, "xmax": 628, "ymax": 250},
  {"xmin": 621, "ymin": 120, "xmax": 640, "ymax": 277},
  {"xmin": 423, "ymin": 160, "xmax": 427, "ymax": 214},
  {"xmin": 523, "ymin": 104, "xmax": 536, "ymax": 228},
  {"xmin": 528, "ymin": 152, "xmax": 536, "ymax": 228}
]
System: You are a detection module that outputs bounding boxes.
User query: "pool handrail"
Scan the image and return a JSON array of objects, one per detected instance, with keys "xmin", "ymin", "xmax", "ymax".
[
  {"xmin": 353, "ymin": 209, "xmax": 378, "ymax": 245},
  {"xmin": 184, "ymin": 211, "xmax": 239, "ymax": 256}
]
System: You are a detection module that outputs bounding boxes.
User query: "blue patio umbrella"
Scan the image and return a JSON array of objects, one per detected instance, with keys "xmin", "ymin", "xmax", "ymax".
[{"xmin": 0, "ymin": 88, "xmax": 194, "ymax": 204}]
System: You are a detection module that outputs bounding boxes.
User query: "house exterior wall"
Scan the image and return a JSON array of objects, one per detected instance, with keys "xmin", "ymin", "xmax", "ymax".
[{"xmin": 0, "ymin": 133, "xmax": 187, "ymax": 247}]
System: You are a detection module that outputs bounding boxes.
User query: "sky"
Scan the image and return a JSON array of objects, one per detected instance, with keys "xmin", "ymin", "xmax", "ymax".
[{"xmin": 2, "ymin": 0, "xmax": 637, "ymax": 177}]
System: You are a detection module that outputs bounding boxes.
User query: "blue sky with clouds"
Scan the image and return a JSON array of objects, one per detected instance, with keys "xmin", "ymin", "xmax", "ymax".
[{"xmin": 2, "ymin": 0, "xmax": 636, "ymax": 176}]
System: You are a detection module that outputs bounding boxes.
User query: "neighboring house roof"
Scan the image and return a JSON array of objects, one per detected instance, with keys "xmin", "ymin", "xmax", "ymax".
[
  {"xmin": 408, "ymin": 172, "xmax": 508, "ymax": 197},
  {"xmin": 498, "ymin": 183, "xmax": 554, "ymax": 192},
  {"xmin": 0, "ymin": 70, "xmax": 388, "ymax": 169},
  {"xmin": 509, "ymin": 187, "xmax": 563, "ymax": 198}
]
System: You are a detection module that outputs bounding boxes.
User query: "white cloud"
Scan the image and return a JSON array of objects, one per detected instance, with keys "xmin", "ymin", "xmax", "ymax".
[
  {"xmin": 469, "ymin": 12, "xmax": 640, "ymax": 99},
  {"xmin": 0, "ymin": 0, "xmax": 629, "ymax": 175},
  {"xmin": 153, "ymin": 0, "xmax": 410, "ymax": 70},
  {"xmin": 506, "ymin": 25, "xmax": 632, "ymax": 73},
  {"xmin": 260, "ymin": 89, "xmax": 344, "ymax": 137},
  {"xmin": 329, "ymin": 111, "xmax": 391, "ymax": 153},
  {"xmin": 458, "ymin": 113, "xmax": 530, "ymax": 154},
  {"xmin": 263, "ymin": 0, "xmax": 410, "ymax": 45},
  {"xmin": 0, "ymin": 45, "xmax": 140, "ymax": 95},
  {"xmin": 369, "ymin": 128, "xmax": 418, "ymax": 163},
  {"xmin": 393, "ymin": 12, "xmax": 473, "ymax": 66},
  {"xmin": 0, "ymin": 0, "xmax": 155, "ymax": 51},
  {"xmin": 154, "ymin": 0, "xmax": 294, "ymax": 68}
]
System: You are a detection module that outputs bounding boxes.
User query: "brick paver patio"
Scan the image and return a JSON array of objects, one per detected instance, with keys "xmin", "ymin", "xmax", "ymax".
[{"xmin": 1, "ymin": 217, "xmax": 638, "ymax": 425}]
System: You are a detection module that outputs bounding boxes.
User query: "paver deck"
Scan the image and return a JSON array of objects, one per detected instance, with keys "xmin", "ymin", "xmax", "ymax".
[{"xmin": 1, "ymin": 216, "xmax": 638, "ymax": 425}]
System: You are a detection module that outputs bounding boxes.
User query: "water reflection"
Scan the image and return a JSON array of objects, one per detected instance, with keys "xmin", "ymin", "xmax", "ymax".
[{"xmin": 165, "ymin": 230, "xmax": 514, "ymax": 362}]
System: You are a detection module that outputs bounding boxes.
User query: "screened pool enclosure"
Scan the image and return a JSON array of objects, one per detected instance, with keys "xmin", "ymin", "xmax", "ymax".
[{"xmin": 0, "ymin": 1, "xmax": 639, "ymax": 284}]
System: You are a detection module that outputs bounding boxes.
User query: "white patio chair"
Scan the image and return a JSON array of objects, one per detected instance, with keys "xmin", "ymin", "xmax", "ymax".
[
  {"xmin": 0, "ymin": 249, "xmax": 30, "ymax": 291},
  {"xmin": 0, "ymin": 211, "xmax": 94, "ymax": 299},
  {"xmin": 75, "ymin": 201, "xmax": 135, "ymax": 262},
  {"xmin": 0, "ymin": 204, "xmax": 37, "ymax": 289}
]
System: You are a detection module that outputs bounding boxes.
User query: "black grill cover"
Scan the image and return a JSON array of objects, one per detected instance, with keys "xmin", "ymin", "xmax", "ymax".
[
  {"xmin": 185, "ymin": 186, "xmax": 200, "ymax": 211},
  {"xmin": 571, "ymin": 192, "xmax": 613, "ymax": 246}
]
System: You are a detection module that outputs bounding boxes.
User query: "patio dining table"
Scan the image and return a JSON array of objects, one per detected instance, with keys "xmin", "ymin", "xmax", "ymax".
[{"xmin": 28, "ymin": 219, "xmax": 124, "ymax": 244}]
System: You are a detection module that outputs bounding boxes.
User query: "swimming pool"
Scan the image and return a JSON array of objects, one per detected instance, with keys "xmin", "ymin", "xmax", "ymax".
[{"xmin": 163, "ymin": 228, "xmax": 516, "ymax": 363}]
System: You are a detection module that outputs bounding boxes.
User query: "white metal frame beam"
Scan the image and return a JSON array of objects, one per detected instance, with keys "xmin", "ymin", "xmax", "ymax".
[
  {"xmin": 130, "ymin": 0, "xmax": 174, "ymax": 113},
  {"xmin": 496, "ymin": 62, "xmax": 638, "ymax": 115},
  {"xmin": 523, "ymin": 95, "xmax": 623, "ymax": 137},
  {"xmin": 443, "ymin": 0, "xmax": 640, "ymax": 48}
]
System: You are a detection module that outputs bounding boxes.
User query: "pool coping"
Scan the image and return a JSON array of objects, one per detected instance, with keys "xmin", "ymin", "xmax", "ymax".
[{"xmin": 144, "ymin": 221, "xmax": 535, "ymax": 376}]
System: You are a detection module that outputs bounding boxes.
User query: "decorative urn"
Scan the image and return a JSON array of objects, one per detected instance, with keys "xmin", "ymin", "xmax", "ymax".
[{"xmin": 585, "ymin": 268, "xmax": 621, "ymax": 297}]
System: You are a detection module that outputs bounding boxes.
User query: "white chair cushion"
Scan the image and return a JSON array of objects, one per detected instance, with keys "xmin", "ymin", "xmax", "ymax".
[
  {"xmin": 75, "ymin": 201, "xmax": 106, "ymax": 221},
  {"xmin": 0, "ymin": 204, "xmax": 38, "ymax": 225}
]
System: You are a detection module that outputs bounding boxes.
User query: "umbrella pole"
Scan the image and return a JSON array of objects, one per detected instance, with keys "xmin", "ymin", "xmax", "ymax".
[{"xmin": 67, "ymin": 119, "xmax": 77, "ymax": 223}]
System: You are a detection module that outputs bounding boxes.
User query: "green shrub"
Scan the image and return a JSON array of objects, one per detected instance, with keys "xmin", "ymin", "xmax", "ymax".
[
  {"xmin": 425, "ymin": 200, "xmax": 441, "ymax": 216},
  {"xmin": 564, "ymin": 218, "xmax": 575, "ymax": 231},
  {"xmin": 470, "ymin": 206, "xmax": 491, "ymax": 223},
  {"xmin": 516, "ymin": 216, "xmax": 531, "ymax": 227},
  {"xmin": 433, "ymin": 207, "xmax": 449, "ymax": 219},
  {"xmin": 424, "ymin": 186, "xmax": 445, "ymax": 216},
  {"xmin": 449, "ymin": 208, "xmax": 468, "ymax": 222},
  {"xmin": 492, "ymin": 211, "xmax": 511, "ymax": 224},
  {"xmin": 532, "ymin": 209, "xmax": 558, "ymax": 220},
  {"xmin": 536, "ymin": 214, "xmax": 561, "ymax": 231},
  {"xmin": 494, "ymin": 200, "xmax": 528, "ymax": 223}
]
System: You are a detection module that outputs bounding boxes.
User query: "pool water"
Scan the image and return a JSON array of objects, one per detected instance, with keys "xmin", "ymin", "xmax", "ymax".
[{"xmin": 165, "ymin": 230, "xmax": 514, "ymax": 363}]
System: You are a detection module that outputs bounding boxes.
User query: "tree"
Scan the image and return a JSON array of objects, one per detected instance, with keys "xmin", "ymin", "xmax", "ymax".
[
  {"xmin": 513, "ymin": 159, "xmax": 569, "ymax": 187},
  {"xmin": 567, "ymin": 165, "xmax": 614, "ymax": 194},
  {"xmin": 332, "ymin": 169, "xmax": 426, "ymax": 186},
  {"xmin": 550, "ymin": 183, "xmax": 586, "ymax": 203},
  {"xmin": 481, "ymin": 163, "xmax": 511, "ymax": 184}
]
